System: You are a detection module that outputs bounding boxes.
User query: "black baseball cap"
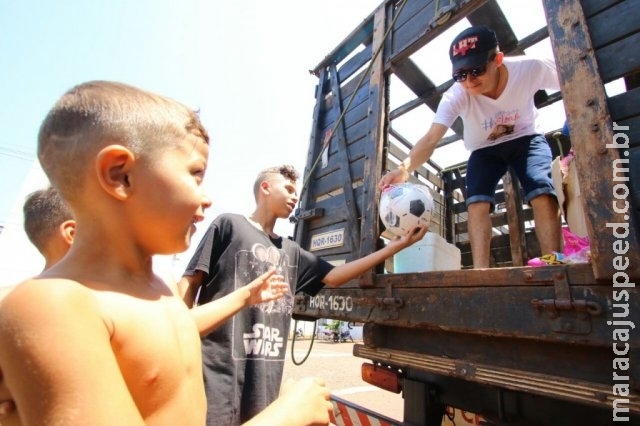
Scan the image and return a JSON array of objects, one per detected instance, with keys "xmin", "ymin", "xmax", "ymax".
[{"xmin": 449, "ymin": 26, "xmax": 498, "ymax": 73}]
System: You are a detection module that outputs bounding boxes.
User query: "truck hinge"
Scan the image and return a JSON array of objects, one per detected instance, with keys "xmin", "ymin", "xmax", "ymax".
[
  {"xmin": 290, "ymin": 207, "xmax": 324, "ymax": 223},
  {"xmin": 291, "ymin": 295, "xmax": 316, "ymax": 322},
  {"xmin": 429, "ymin": 1, "xmax": 455, "ymax": 28},
  {"xmin": 371, "ymin": 297, "xmax": 403, "ymax": 321},
  {"xmin": 530, "ymin": 268, "xmax": 602, "ymax": 334}
]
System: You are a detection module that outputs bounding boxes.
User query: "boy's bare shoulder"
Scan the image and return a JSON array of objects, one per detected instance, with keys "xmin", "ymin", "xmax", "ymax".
[
  {"xmin": 0, "ymin": 278, "xmax": 105, "ymax": 331},
  {"xmin": 2, "ymin": 277, "xmax": 95, "ymax": 302},
  {"xmin": 0, "ymin": 286, "xmax": 14, "ymax": 302}
]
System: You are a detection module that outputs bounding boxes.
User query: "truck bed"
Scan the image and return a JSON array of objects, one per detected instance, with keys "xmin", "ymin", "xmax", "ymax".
[{"xmin": 292, "ymin": 0, "xmax": 640, "ymax": 423}]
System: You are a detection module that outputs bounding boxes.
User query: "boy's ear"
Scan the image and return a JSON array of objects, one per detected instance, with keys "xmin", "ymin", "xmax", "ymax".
[
  {"xmin": 95, "ymin": 145, "xmax": 136, "ymax": 200},
  {"xmin": 59, "ymin": 220, "xmax": 75, "ymax": 246}
]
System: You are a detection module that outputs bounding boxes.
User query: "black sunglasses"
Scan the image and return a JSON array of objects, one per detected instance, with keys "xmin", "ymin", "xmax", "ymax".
[
  {"xmin": 452, "ymin": 53, "xmax": 497, "ymax": 83},
  {"xmin": 452, "ymin": 64, "xmax": 489, "ymax": 82}
]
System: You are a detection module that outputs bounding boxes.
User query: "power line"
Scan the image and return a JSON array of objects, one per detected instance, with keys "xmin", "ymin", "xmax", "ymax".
[{"xmin": 0, "ymin": 146, "xmax": 36, "ymax": 162}]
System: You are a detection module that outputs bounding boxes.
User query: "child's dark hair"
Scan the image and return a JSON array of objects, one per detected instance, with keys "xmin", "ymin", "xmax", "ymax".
[
  {"xmin": 253, "ymin": 165, "xmax": 299, "ymax": 198},
  {"xmin": 38, "ymin": 81, "xmax": 208, "ymax": 204},
  {"xmin": 23, "ymin": 186, "xmax": 73, "ymax": 254}
]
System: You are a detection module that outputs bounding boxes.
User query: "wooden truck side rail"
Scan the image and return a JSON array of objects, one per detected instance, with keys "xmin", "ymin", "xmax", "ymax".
[{"xmin": 292, "ymin": 0, "xmax": 639, "ymax": 424}]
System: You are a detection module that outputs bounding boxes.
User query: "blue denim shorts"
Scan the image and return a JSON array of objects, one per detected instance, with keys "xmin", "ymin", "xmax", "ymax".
[{"xmin": 466, "ymin": 134, "xmax": 556, "ymax": 207}]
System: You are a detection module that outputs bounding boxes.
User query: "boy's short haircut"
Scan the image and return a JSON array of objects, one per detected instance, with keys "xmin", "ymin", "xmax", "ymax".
[
  {"xmin": 253, "ymin": 164, "xmax": 299, "ymax": 197},
  {"xmin": 23, "ymin": 186, "xmax": 73, "ymax": 254},
  {"xmin": 37, "ymin": 81, "xmax": 209, "ymax": 203}
]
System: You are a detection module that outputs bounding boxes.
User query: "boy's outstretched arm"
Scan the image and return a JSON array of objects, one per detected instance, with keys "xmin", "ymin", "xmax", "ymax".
[
  {"xmin": 190, "ymin": 268, "xmax": 288, "ymax": 337},
  {"xmin": 322, "ymin": 224, "xmax": 429, "ymax": 287},
  {"xmin": 177, "ymin": 271, "xmax": 203, "ymax": 307}
]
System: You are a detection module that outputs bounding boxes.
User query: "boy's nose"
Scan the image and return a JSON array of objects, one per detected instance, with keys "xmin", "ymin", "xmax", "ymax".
[{"xmin": 201, "ymin": 195, "xmax": 212, "ymax": 210}]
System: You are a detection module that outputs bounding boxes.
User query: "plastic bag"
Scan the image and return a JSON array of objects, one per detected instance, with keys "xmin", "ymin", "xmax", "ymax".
[{"xmin": 562, "ymin": 227, "xmax": 590, "ymax": 263}]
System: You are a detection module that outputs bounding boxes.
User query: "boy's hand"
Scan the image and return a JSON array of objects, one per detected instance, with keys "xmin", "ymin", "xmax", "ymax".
[
  {"xmin": 0, "ymin": 368, "xmax": 16, "ymax": 420},
  {"xmin": 245, "ymin": 377, "xmax": 332, "ymax": 426},
  {"xmin": 389, "ymin": 224, "xmax": 429, "ymax": 249},
  {"xmin": 0, "ymin": 400, "xmax": 15, "ymax": 420},
  {"xmin": 246, "ymin": 268, "xmax": 289, "ymax": 306},
  {"xmin": 378, "ymin": 168, "xmax": 407, "ymax": 191},
  {"xmin": 278, "ymin": 377, "xmax": 332, "ymax": 425}
]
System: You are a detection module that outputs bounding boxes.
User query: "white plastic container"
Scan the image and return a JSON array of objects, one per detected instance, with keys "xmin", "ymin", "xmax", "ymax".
[{"xmin": 393, "ymin": 232, "xmax": 461, "ymax": 273}]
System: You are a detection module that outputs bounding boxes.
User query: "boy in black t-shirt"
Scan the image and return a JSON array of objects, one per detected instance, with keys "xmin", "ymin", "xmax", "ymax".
[{"xmin": 180, "ymin": 164, "xmax": 428, "ymax": 425}]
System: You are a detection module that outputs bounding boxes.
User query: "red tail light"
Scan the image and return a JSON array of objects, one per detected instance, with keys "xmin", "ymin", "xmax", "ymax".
[{"xmin": 361, "ymin": 363, "xmax": 402, "ymax": 394}]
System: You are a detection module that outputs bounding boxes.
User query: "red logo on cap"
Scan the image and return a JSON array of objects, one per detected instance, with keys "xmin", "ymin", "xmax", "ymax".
[{"xmin": 452, "ymin": 36, "xmax": 479, "ymax": 57}]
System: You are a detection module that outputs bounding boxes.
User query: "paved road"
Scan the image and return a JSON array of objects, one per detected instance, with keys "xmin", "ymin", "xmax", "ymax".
[
  {"xmin": 283, "ymin": 337, "xmax": 404, "ymax": 422},
  {"xmin": 283, "ymin": 337, "xmax": 483, "ymax": 426}
]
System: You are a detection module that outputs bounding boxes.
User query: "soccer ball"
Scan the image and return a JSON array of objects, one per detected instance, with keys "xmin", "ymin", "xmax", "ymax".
[{"xmin": 379, "ymin": 182, "xmax": 433, "ymax": 237}]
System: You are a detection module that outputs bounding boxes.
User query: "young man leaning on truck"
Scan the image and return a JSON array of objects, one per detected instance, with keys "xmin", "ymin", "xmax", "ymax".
[
  {"xmin": 178, "ymin": 164, "xmax": 428, "ymax": 425},
  {"xmin": 379, "ymin": 25, "xmax": 564, "ymax": 269}
]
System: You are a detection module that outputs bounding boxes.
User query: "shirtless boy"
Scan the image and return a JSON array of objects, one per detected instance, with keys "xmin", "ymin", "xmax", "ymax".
[
  {"xmin": 0, "ymin": 81, "xmax": 332, "ymax": 426},
  {"xmin": 0, "ymin": 186, "xmax": 74, "ymax": 425},
  {"xmin": 23, "ymin": 186, "xmax": 76, "ymax": 270}
]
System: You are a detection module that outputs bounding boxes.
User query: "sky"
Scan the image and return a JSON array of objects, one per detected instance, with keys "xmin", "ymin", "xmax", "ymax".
[
  {"xmin": 0, "ymin": 0, "xmax": 387, "ymax": 224},
  {"xmin": 0, "ymin": 0, "xmax": 581, "ymax": 283},
  {"xmin": 0, "ymin": 0, "xmax": 383, "ymax": 282}
]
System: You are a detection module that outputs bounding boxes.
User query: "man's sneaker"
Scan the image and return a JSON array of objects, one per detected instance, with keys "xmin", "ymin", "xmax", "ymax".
[{"xmin": 527, "ymin": 252, "xmax": 566, "ymax": 267}]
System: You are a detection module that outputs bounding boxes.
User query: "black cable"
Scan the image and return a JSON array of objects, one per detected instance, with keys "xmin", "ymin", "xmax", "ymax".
[{"xmin": 290, "ymin": 319, "xmax": 318, "ymax": 366}]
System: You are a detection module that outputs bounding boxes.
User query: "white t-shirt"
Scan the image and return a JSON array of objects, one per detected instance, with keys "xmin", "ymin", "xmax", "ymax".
[{"xmin": 434, "ymin": 56, "xmax": 560, "ymax": 152}]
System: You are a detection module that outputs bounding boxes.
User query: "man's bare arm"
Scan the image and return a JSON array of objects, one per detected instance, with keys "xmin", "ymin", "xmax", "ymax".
[{"xmin": 378, "ymin": 123, "xmax": 448, "ymax": 189}]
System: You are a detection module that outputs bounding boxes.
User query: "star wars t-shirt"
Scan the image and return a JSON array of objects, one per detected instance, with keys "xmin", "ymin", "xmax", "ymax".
[{"xmin": 184, "ymin": 213, "xmax": 333, "ymax": 425}]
